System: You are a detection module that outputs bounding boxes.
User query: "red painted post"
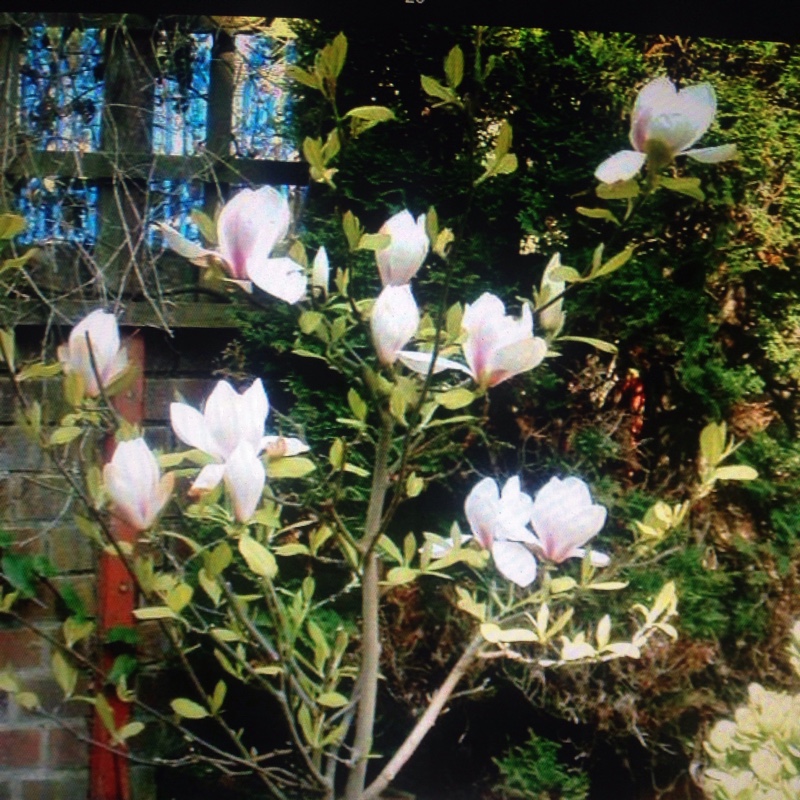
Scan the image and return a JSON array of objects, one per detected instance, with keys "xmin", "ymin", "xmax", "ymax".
[{"xmin": 89, "ymin": 333, "xmax": 145, "ymax": 800}]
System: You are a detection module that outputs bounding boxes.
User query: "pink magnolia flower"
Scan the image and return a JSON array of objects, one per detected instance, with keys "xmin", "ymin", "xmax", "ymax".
[
  {"xmin": 103, "ymin": 438, "xmax": 174, "ymax": 531},
  {"xmin": 157, "ymin": 186, "xmax": 307, "ymax": 304},
  {"xmin": 465, "ymin": 476, "xmax": 538, "ymax": 587},
  {"xmin": 58, "ymin": 310, "xmax": 129, "ymax": 398},
  {"xmin": 529, "ymin": 476, "xmax": 609, "ymax": 565},
  {"xmin": 371, "ymin": 284, "xmax": 420, "ymax": 366},
  {"xmin": 375, "ymin": 210, "xmax": 429, "ymax": 286},
  {"xmin": 462, "ymin": 293, "xmax": 547, "ymax": 389},
  {"xmin": 595, "ymin": 76, "xmax": 737, "ymax": 184},
  {"xmin": 170, "ymin": 379, "xmax": 308, "ymax": 496}
]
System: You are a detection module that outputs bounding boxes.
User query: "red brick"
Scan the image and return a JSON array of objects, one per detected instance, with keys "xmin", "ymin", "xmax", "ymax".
[
  {"xmin": 48, "ymin": 726, "xmax": 89, "ymax": 767},
  {"xmin": 0, "ymin": 729, "xmax": 42, "ymax": 767},
  {"xmin": 48, "ymin": 526, "xmax": 94, "ymax": 573},
  {"xmin": 22, "ymin": 773, "xmax": 89, "ymax": 800},
  {"xmin": 0, "ymin": 628, "xmax": 45, "ymax": 669}
]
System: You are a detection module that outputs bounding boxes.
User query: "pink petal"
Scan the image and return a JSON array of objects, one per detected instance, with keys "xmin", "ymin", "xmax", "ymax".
[
  {"xmin": 684, "ymin": 144, "xmax": 737, "ymax": 163},
  {"xmin": 246, "ymin": 257, "xmax": 307, "ymax": 304},
  {"xmin": 223, "ymin": 443, "xmax": 266, "ymax": 523},
  {"xmin": 491, "ymin": 541, "xmax": 538, "ymax": 587},
  {"xmin": 464, "ymin": 477, "xmax": 500, "ymax": 549},
  {"xmin": 595, "ymin": 150, "xmax": 647, "ymax": 183},
  {"xmin": 189, "ymin": 463, "xmax": 227, "ymax": 495},
  {"xmin": 156, "ymin": 223, "xmax": 221, "ymax": 268},
  {"xmin": 170, "ymin": 402, "xmax": 217, "ymax": 456}
]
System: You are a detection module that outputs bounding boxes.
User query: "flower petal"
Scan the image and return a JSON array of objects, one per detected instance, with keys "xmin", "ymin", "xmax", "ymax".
[
  {"xmin": 246, "ymin": 257, "xmax": 308, "ymax": 304},
  {"xmin": 223, "ymin": 442, "xmax": 266, "ymax": 523},
  {"xmin": 491, "ymin": 541, "xmax": 538, "ymax": 587},
  {"xmin": 396, "ymin": 350, "xmax": 469, "ymax": 376},
  {"xmin": 371, "ymin": 285, "xmax": 420, "ymax": 365},
  {"xmin": 595, "ymin": 150, "xmax": 647, "ymax": 183},
  {"xmin": 189, "ymin": 463, "xmax": 227, "ymax": 496},
  {"xmin": 684, "ymin": 144, "xmax": 738, "ymax": 163},
  {"xmin": 375, "ymin": 210, "xmax": 429, "ymax": 286},
  {"xmin": 170, "ymin": 402, "xmax": 218, "ymax": 456},
  {"xmin": 156, "ymin": 223, "xmax": 221, "ymax": 267},
  {"xmin": 261, "ymin": 436, "xmax": 309, "ymax": 458}
]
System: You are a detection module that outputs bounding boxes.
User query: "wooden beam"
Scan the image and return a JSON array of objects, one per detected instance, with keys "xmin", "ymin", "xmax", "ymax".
[{"xmin": 5, "ymin": 151, "xmax": 309, "ymax": 187}]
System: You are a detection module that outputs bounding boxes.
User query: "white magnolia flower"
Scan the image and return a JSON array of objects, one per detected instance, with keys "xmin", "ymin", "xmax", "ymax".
[
  {"xmin": 170, "ymin": 379, "xmax": 308, "ymax": 495},
  {"xmin": 103, "ymin": 438, "xmax": 174, "ymax": 531},
  {"xmin": 462, "ymin": 293, "xmax": 547, "ymax": 389},
  {"xmin": 223, "ymin": 441, "xmax": 266, "ymax": 523},
  {"xmin": 529, "ymin": 476, "xmax": 608, "ymax": 565},
  {"xmin": 465, "ymin": 476, "xmax": 538, "ymax": 587},
  {"xmin": 375, "ymin": 210, "xmax": 429, "ymax": 286},
  {"xmin": 157, "ymin": 186, "xmax": 307, "ymax": 304},
  {"xmin": 371, "ymin": 284, "xmax": 420, "ymax": 366},
  {"xmin": 595, "ymin": 76, "xmax": 736, "ymax": 184},
  {"xmin": 58, "ymin": 310, "xmax": 128, "ymax": 397},
  {"xmin": 311, "ymin": 246, "xmax": 329, "ymax": 298}
]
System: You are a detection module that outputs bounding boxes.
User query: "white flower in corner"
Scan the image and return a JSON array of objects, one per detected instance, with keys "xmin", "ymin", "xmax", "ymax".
[
  {"xmin": 595, "ymin": 76, "xmax": 736, "ymax": 184},
  {"xmin": 104, "ymin": 438, "xmax": 174, "ymax": 531},
  {"xmin": 371, "ymin": 284, "xmax": 420, "ymax": 366},
  {"xmin": 465, "ymin": 476, "xmax": 538, "ymax": 587},
  {"xmin": 529, "ymin": 476, "xmax": 609, "ymax": 565},
  {"xmin": 462, "ymin": 293, "xmax": 547, "ymax": 389},
  {"xmin": 58, "ymin": 309, "xmax": 128, "ymax": 397},
  {"xmin": 170, "ymin": 379, "xmax": 308, "ymax": 496},
  {"xmin": 157, "ymin": 186, "xmax": 307, "ymax": 304},
  {"xmin": 375, "ymin": 210, "xmax": 429, "ymax": 286}
]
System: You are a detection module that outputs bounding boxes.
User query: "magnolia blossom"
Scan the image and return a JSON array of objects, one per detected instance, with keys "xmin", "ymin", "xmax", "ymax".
[
  {"xmin": 462, "ymin": 293, "xmax": 547, "ymax": 389},
  {"xmin": 536, "ymin": 253, "xmax": 566, "ymax": 336},
  {"xmin": 375, "ymin": 210, "xmax": 429, "ymax": 286},
  {"xmin": 157, "ymin": 186, "xmax": 307, "ymax": 304},
  {"xmin": 223, "ymin": 441, "xmax": 266, "ymax": 523},
  {"xmin": 529, "ymin": 476, "xmax": 608, "ymax": 565},
  {"xmin": 311, "ymin": 246, "xmax": 329, "ymax": 298},
  {"xmin": 170, "ymin": 379, "xmax": 307, "ymax": 495},
  {"xmin": 595, "ymin": 76, "xmax": 736, "ymax": 184},
  {"xmin": 370, "ymin": 284, "xmax": 420, "ymax": 366},
  {"xmin": 465, "ymin": 476, "xmax": 538, "ymax": 587},
  {"xmin": 103, "ymin": 438, "xmax": 174, "ymax": 531},
  {"xmin": 58, "ymin": 309, "xmax": 128, "ymax": 397}
]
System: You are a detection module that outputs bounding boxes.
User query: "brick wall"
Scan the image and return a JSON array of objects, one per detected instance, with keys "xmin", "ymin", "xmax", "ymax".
[{"xmin": 1, "ymin": 325, "xmax": 233, "ymax": 800}]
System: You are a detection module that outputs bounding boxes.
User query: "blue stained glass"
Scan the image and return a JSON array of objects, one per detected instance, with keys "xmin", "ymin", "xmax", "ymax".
[{"xmin": 18, "ymin": 26, "xmax": 104, "ymax": 152}]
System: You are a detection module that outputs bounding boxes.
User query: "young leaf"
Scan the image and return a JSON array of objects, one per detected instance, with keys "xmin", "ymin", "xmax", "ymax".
[
  {"xmin": 238, "ymin": 535, "xmax": 278, "ymax": 579},
  {"xmin": 171, "ymin": 698, "xmax": 210, "ymax": 719},
  {"xmin": 444, "ymin": 45, "xmax": 464, "ymax": 88}
]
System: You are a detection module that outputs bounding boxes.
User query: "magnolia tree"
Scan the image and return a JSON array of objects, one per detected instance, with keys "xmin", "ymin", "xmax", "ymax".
[{"xmin": 0, "ymin": 37, "xmax": 747, "ymax": 800}]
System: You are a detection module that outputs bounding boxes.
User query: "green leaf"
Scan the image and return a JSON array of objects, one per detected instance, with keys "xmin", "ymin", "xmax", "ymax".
[
  {"xmin": 94, "ymin": 694, "xmax": 116, "ymax": 735},
  {"xmin": 317, "ymin": 691, "xmax": 349, "ymax": 709},
  {"xmin": 436, "ymin": 387, "xmax": 475, "ymax": 410},
  {"xmin": 548, "ymin": 576, "xmax": 577, "ymax": 594},
  {"xmin": 210, "ymin": 681, "xmax": 226, "ymax": 714},
  {"xmin": 480, "ymin": 623, "xmax": 538, "ymax": 644},
  {"xmin": 0, "ymin": 249, "xmax": 37, "ymax": 277},
  {"xmin": 345, "ymin": 105, "xmax": 395, "ymax": 122},
  {"xmin": 15, "ymin": 362, "xmax": 63, "ymax": 381},
  {"xmin": 587, "ymin": 581, "xmax": 628, "ymax": 591},
  {"xmin": 49, "ymin": 426, "xmax": 82, "ymax": 446},
  {"xmin": 557, "ymin": 336, "xmax": 618, "ymax": 354},
  {"xmin": 266, "ymin": 457, "xmax": 316, "ymax": 479},
  {"xmin": 104, "ymin": 625, "xmax": 139, "ymax": 646},
  {"xmin": 0, "ymin": 213, "xmax": 26, "ymax": 239},
  {"xmin": 700, "ymin": 422, "xmax": 726, "ymax": 467},
  {"xmin": 377, "ymin": 535, "xmax": 404, "ymax": 565},
  {"xmin": 385, "ymin": 566, "xmax": 418, "ymax": 586},
  {"xmin": 591, "ymin": 245, "xmax": 635, "ymax": 279},
  {"xmin": 661, "ymin": 175, "xmax": 705, "ymax": 201},
  {"xmin": 299, "ymin": 311, "xmax": 324, "ymax": 335},
  {"xmin": 132, "ymin": 606, "xmax": 177, "ymax": 621},
  {"xmin": 712, "ymin": 465, "xmax": 758, "ymax": 481},
  {"xmin": 596, "ymin": 179, "xmax": 640, "ymax": 200},
  {"xmin": 444, "ymin": 45, "xmax": 464, "ymax": 88},
  {"xmin": 347, "ymin": 389, "xmax": 367, "ymax": 421},
  {"xmin": 238, "ymin": 535, "xmax": 278, "ymax": 579},
  {"xmin": 327, "ymin": 32, "xmax": 347, "ymax": 79},
  {"xmin": 455, "ymin": 586, "xmax": 486, "ymax": 621},
  {"xmin": 420, "ymin": 74, "xmax": 458, "ymax": 104},
  {"xmin": 189, "ymin": 209, "xmax": 217, "ymax": 245},
  {"xmin": 342, "ymin": 210, "xmax": 363, "ymax": 251},
  {"xmin": 1, "ymin": 554, "xmax": 36, "ymax": 597},
  {"xmin": 206, "ymin": 542, "xmax": 233, "ymax": 578},
  {"xmin": 51, "ymin": 651, "xmax": 78, "ymax": 698},
  {"xmin": 274, "ymin": 543, "xmax": 309, "ymax": 557},
  {"xmin": 115, "ymin": 721, "xmax": 145, "ymax": 742},
  {"xmin": 329, "ymin": 438, "xmax": 345, "ymax": 470},
  {"xmin": 107, "ymin": 654, "xmax": 138, "ymax": 684},
  {"xmin": 406, "ymin": 472, "xmax": 424, "ymax": 498},
  {"xmin": 285, "ymin": 65, "xmax": 321, "ymax": 90},
  {"xmin": 548, "ymin": 266, "xmax": 583, "ymax": 283},
  {"xmin": 357, "ymin": 233, "xmax": 391, "ymax": 251},
  {"xmin": 166, "ymin": 583, "xmax": 193, "ymax": 614},
  {"xmin": 171, "ymin": 698, "xmax": 210, "ymax": 719},
  {"xmin": 576, "ymin": 206, "xmax": 620, "ymax": 225},
  {"xmin": 63, "ymin": 617, "xmax": 95, "ymax": 648},
  {"xmin": 0, "ymin": 329, "xmax": 15, "ymax": 372}
]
